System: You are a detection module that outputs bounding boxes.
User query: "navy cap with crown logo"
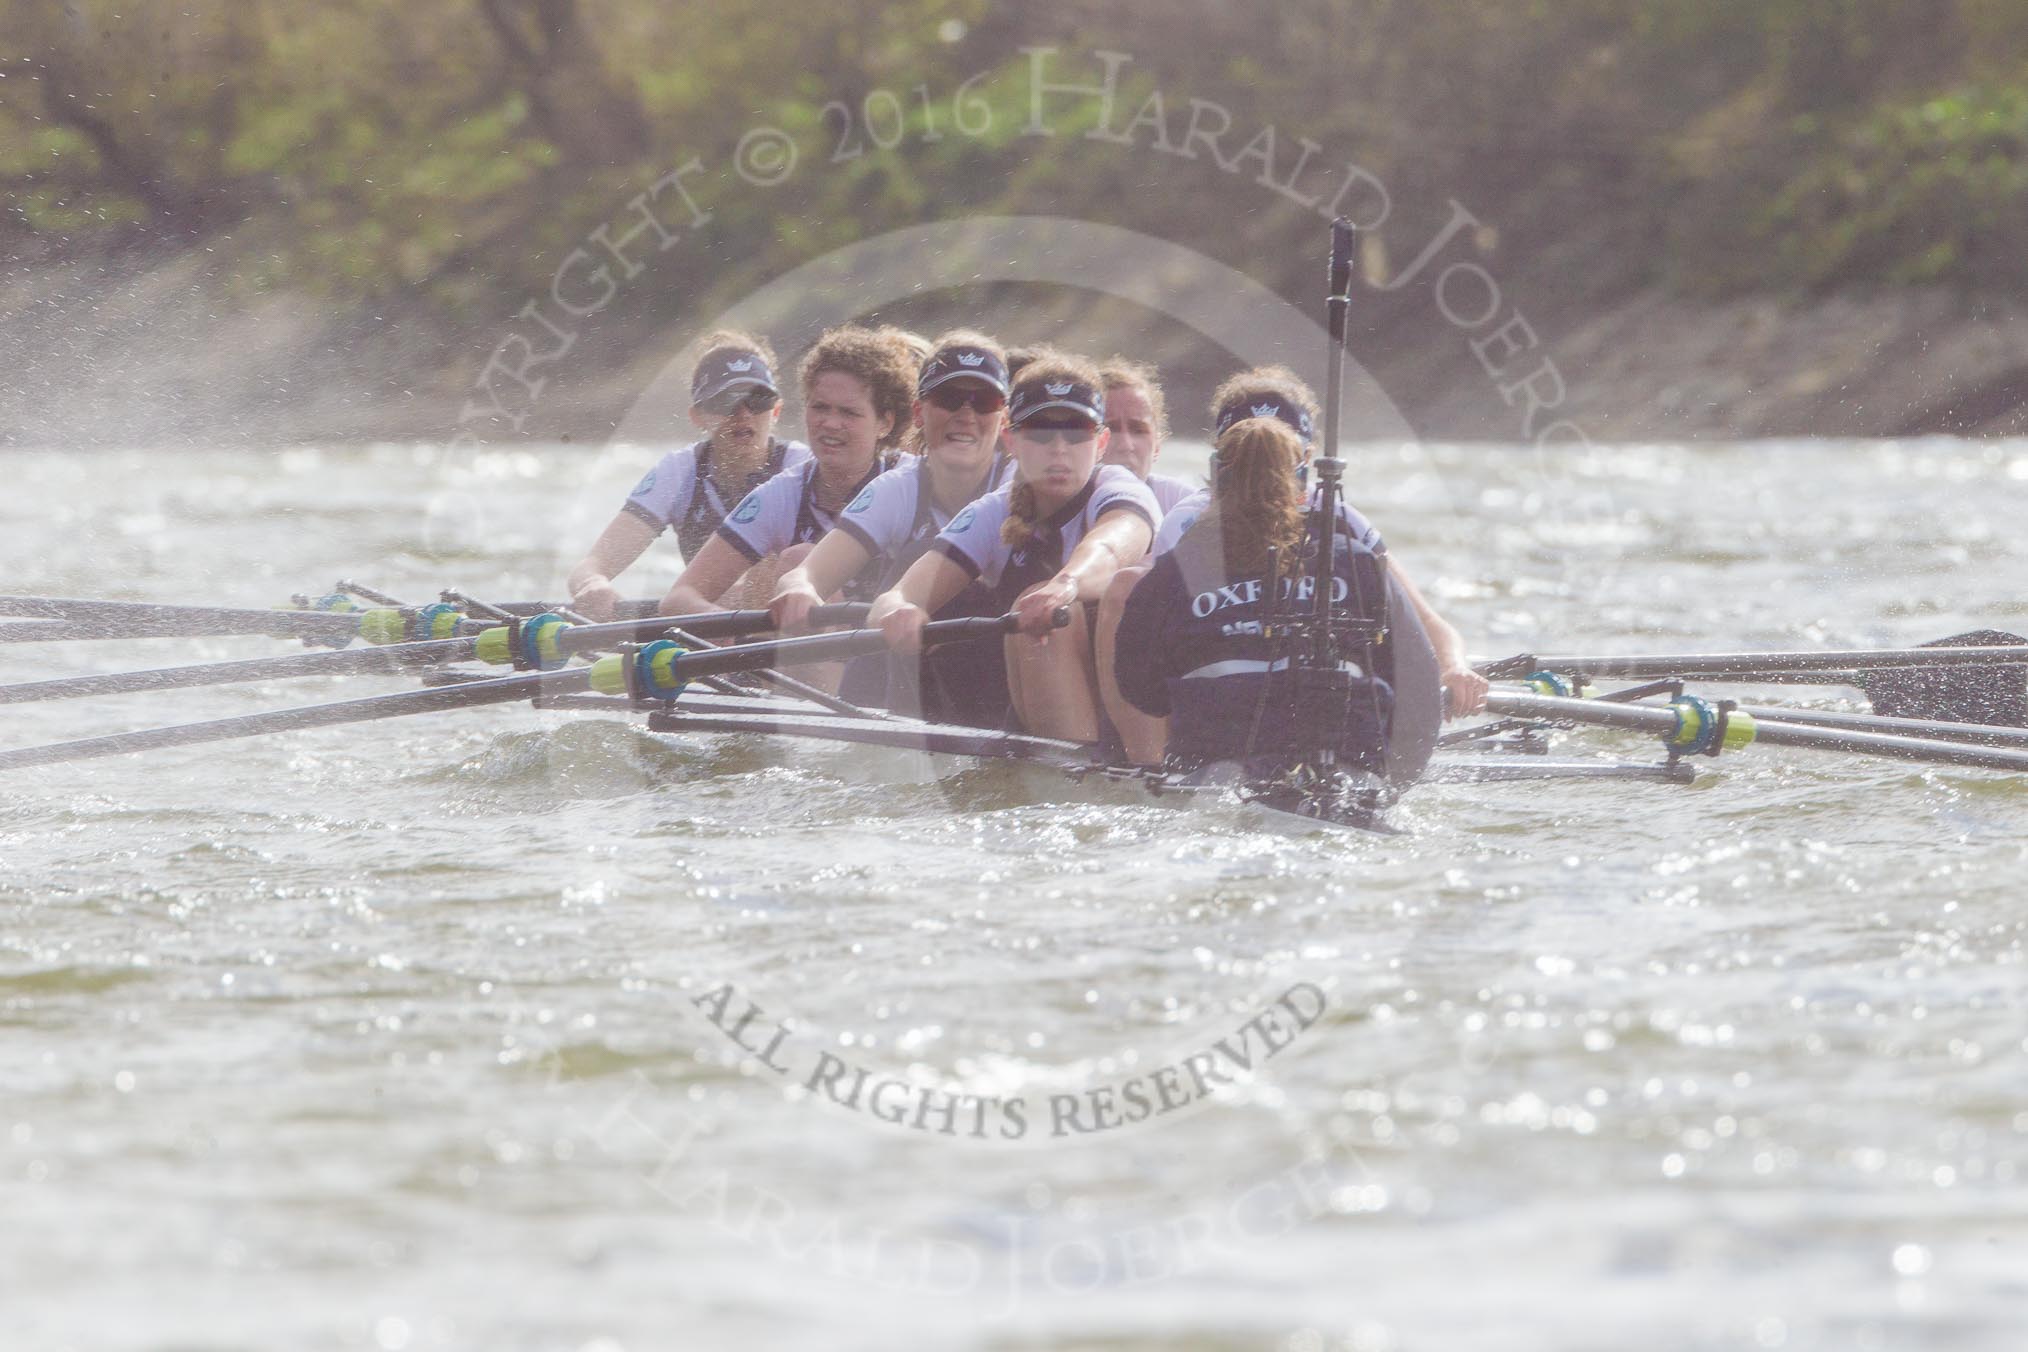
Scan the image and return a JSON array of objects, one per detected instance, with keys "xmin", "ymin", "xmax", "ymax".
[
  {"xmin": 918, "ymin": 344, "xmax": 1010, "ymax": 397},
  {"xmin": 1214, "ymin": 394, "xmax": 1315, "ymax": 446},
  {"xmin": 1007, "ymin": 375, "xmax": 1106, "ymax": 427},
  {"xmin": 691, "ymin": 347, "xmax": 779, "ymax": 404}
]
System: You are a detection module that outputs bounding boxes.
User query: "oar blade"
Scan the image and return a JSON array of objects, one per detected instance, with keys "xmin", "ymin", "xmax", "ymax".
[{"xmin": 1858, "ymin": 630, "xmax": 2028, "ymax": 727}]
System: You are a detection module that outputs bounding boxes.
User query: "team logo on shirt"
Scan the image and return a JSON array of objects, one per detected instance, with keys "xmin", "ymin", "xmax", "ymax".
[
  {"xmin": 949, "ymin": 506, "xmax": 976, "ymax": 533},
  {"xmin": 846, "ymin": 486, "xmax": 877, "ymax": 514},
  {"xmin": 632, "ymin": 470, "xmax": 657, "ymax": 496},
  {"xmin": 731, "ymin": 495, "xmax": 763, "ymax": 524}
]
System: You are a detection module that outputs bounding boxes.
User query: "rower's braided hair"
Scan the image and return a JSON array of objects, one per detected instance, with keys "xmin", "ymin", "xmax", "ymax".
[
  {"xmin": 1002, "ymin": 351, "xmax": 1106, "ymax": 550},
  {"xmin": 797, "ymin": 325, "xmax": 919, "ymax": 451},
  {"xmin": 1198, "ymin": 417, "xmax": 1307, "ymax": 575}
]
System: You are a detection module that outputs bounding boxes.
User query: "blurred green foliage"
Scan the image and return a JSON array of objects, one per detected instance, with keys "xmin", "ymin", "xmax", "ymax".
[{"xmin": 1, "ymin": 0, "xmax": 2023, "ymax": 303}]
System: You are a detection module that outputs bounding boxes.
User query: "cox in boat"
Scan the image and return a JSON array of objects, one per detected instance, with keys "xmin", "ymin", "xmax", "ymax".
[
  {"xmin": 1098, "ymin": 365, "xmax": 1489, "ymax": 767},
  {"xmin": 1107, "ymin": 413, "xmax": 1443, "ymax": 788}
]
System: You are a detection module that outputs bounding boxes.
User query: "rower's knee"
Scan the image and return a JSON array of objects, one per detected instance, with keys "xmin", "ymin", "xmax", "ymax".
[{"xmin": 1099, "ymin": 564, "xmax": 1149, "ymax": 623}]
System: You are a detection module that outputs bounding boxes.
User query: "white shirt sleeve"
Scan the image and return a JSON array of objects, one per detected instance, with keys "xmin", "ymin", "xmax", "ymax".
[
  {"xmin": 1088, "ymin": 464, "xmax": 1161, "ymax": 531},
  {"xmin": 834, "ymin": 462, "xmax": 922, "ymax": 560},
  {"xmin": 928, "ymin": 486, "xmax": 1015, "ymax": 584},
  {"xmin": 1146, "ymin": 473, "xmax": 1199, "ymax": 515},
  {"xmin": 1150, "ymin": 488, "xmax": 1208, "ymax": 556},
  {"xmin": 715, "ymin": 466, "xmax": 810, "ymax": 563},
  {"xmin": 621, "ymin": 444, "xmax": 701, "ymax": 530}
]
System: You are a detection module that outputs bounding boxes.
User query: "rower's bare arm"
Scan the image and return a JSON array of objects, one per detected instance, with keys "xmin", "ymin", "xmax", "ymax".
[
  {"xmin": 770, "ymin": 531, "xmax": 873, "ymax": 631},
  {"xmin": 1075, "ymin": 511, "xmax": 1153, "ymax": 593},
  {"xmin": 1012, "ymin": 511, "xmax": 1154, "ymax": 633},
  {"xmin": 568, "ymin": 512, "xmax": 660, "ymax": 620},
  {"xmin": 1386, "ymin": 557, "xmax": 1489, "ymax": 717},
  {"xmin": 660, "ymin": 536, "xmax": 752, "ymax": 616},
  {"xmin": 870, "ymin": 551, "xmax": 971, "ymax": 654}
]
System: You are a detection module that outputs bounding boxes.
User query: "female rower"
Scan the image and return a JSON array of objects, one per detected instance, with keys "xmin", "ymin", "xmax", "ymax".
[
  {"xmin": 1108, "ymin": 416, "xmax": 1443, "ymax": 780},
  {"xmin": 1097, "ymin": 366, "xmax": 1487, "ymax": 765},
  {"xmin": 659, "ymin": 325, "xmax": 918, "ymax": 617},
  {"xmin": 567, "ymin": 332, "xmax": 805, "ymax": 620},
  {"xmin": 1099, "ymin": 358, "xmax": 1197, "ymax": 513},
  {"xmin": 769, "ymin": 331, "xmax": 1016, "ymax": 722},
  {"xmin": 868, "ymin": 353, "xmax": 1160, "ymax": 742}
]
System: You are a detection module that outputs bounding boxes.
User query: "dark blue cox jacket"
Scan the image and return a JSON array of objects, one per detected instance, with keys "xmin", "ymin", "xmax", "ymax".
[{"xmin": 1112, "ymin": 525, "xmax": 1433, "ymax": 776}]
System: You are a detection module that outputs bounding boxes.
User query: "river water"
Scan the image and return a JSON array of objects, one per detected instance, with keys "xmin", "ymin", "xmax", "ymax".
[{"xmin": 4, "ymin": 439, "xmax": 2026, "ymax": 1351}]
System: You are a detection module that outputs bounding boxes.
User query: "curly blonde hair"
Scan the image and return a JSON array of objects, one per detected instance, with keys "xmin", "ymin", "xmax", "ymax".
[
  {"xmin": 797, "ymin": 325, "xmax": 919, "ymax": 450},
  {"xmin": 871, "ymin": 325, "xmax": 933, "ymax": 368}
]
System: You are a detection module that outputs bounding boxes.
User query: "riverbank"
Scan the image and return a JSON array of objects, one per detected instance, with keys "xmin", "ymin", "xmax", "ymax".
[{"xmin": 8, "ymin": 242, "xmax": 2027, "ymax": 450}]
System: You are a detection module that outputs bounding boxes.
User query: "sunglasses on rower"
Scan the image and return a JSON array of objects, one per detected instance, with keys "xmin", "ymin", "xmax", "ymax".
[
  {"xmin": 697, "ymin": 387, "xmax": 781, "ymax": 416},
  {"xmin": 925, "ymin": 385, "xmax": 1007, "ymax": 415},
  {"xmin": 1010, "ymin": 420, "xmax": 1099, "ymax": 445}
]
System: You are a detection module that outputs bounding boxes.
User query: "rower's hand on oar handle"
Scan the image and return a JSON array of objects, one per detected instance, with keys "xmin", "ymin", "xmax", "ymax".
[
  {"xmin": 877, "ymin": 602, "xmax": 931, "ymax": 655},
  {"xmin": 1012, "ymin": 577, "xmax": 1079, "ymax": 639},
  {"xmin": 769, "ymin": 584, "xmax": 821, "ymax": 635},
  {"xmin": 1441, "ymin": 666, "xmax": 1490, "ymax": 719},
  {"xmin": 569, "ymin": 579, "xmax": 621, "ymax": 622}
]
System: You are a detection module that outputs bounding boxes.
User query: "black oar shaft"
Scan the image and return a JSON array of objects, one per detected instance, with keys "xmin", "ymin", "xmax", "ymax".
[
  {"xmin": 1485, "ymin": 690, "xmax": 2028, "ymax": 774},
  {"xmin": 0, "ymin": 669, "xmax": 592, "ymax": 773},
  {"xmin": 0, "ymin": 636, "xmax": 474, "ymax": 705},
  {"xmin": 0, "ymin": 613, "xmax": 364, "ymax": 643},
  {"xmin": 549, "ymin": 603, "xmax": 868, "ymax": 656},
  {"xmin": 0, "ymin": 604, "xmax": 870, "ymax": 706},
  {"xmin": 1483, "ymin": 645, "xmax": 2028, "ymax": 681},
  {"xmin": 0, "ymin": 610, "xmax": 1012, "ymax": 773},
  {"xmin": 1732, "ymin": 703, "xmax": 2028, "ymax": 751},
  {"xmin": 0, "ymin": 596, "xmax": 368, "ymax": 640}
]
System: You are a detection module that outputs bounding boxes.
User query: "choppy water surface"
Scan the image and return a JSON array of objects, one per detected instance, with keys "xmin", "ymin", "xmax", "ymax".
[{"xmin": 4, "ymin": 440, "xmax": 2027, "ymax": 1351}]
